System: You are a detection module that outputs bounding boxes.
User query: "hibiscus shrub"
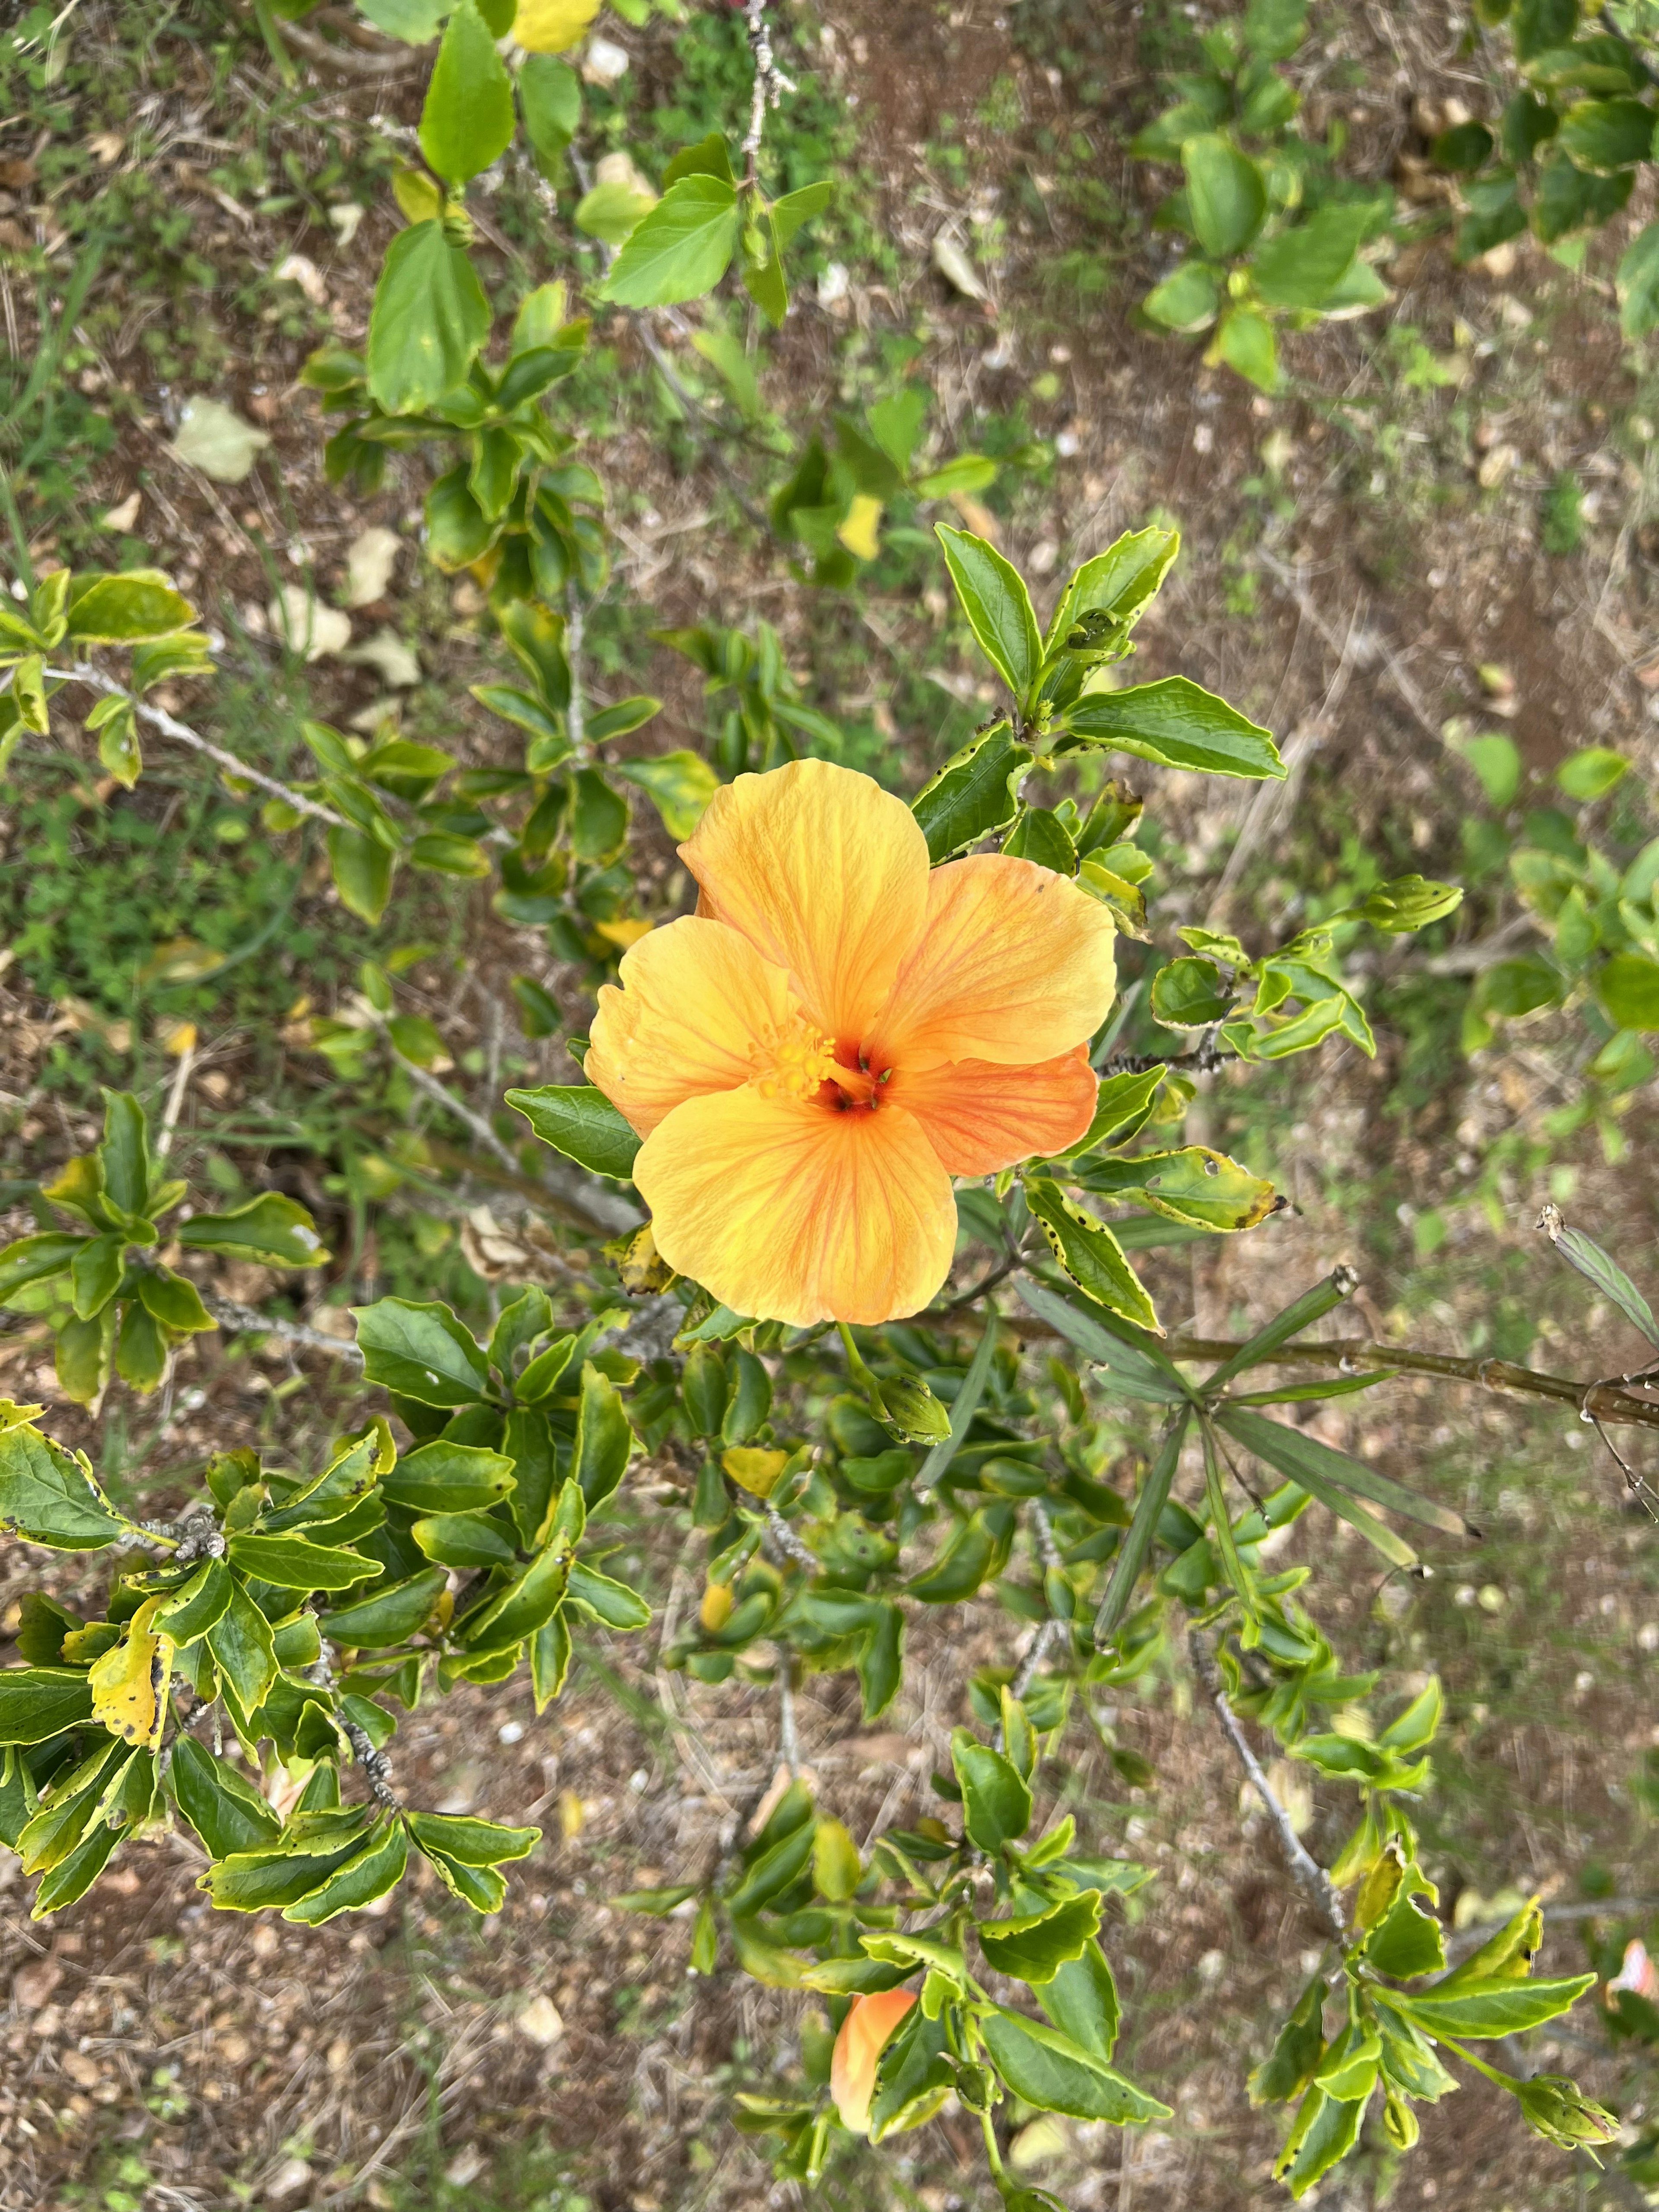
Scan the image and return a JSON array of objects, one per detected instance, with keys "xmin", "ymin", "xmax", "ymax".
[{"xmin": 0, "ymin": 3, "xmax": 1634, "ymax": 2204}]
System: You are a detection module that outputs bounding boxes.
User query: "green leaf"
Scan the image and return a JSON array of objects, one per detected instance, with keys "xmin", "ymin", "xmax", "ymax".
[
  {"xmin": 207, "ymin": 1582, "xmax": 279, "ymax": 1713},
  {"xmin": 1092, "ymin": 1412, "xmax": 1190, "ymax": 1645},
  {"xmin": 1597, "ymin": 952, "xmax": 1659, "ymax": 1032},
  {"xmin": 1037, "ymin": 1939, "xmax": 1121, "ymax": 2063},
  {"xmin": 461, "ymin": 1486, "xmax": 583, "ymax": 1654},
  {"xmin": 326, "ymin": 826, "xmax": 395, "ymax": 925},
  {"xmin": 1539, "ymin": 1213, "xmax": 1659, "ymax": 1346},
  {"xmin": 99, "ymin": 1088, "xmax": 149, "ymax": 1217},
  {"xmin": 573, "ymin": 1360, "xmax": 633, "ymax": 1511},
  {"xmin": 385, "ymin": 1440, "xmax": 518, "ymax": 1514},
  {"xmin": 0, "ymin": 1232, "xmax": 90, "ymax": 1304},
  {"xmin": 935, "ymin": 526, "xmax": 1043, "ymax": 704},
  {"xmin": 1025, "ymin": 1181, "xmax": 1160, "ymax": 1333},
  {"xmin": 407, "ymin": 1812, "xmax": 540, "ymax": 1865},
  {"xmin": 614, "ymin": 750, "xmax": 720, "ymax": 839},
  {"xmin": 353, "ymin": 1297, "xmax": 491, "ymax": 1406},
  {"xmin": 1557, "ymin": 745, "xmax": 1629, "ymax": 800},
  {"xmin": 1215, "ymin": 1408, "xmax": 1420, "ymax": 1568},
  {"xmin": 64, "ymin": 571, "xmax": 194, "ymax": 643},
  {"xmin": 168, "ymin": 1734, "xmax": 282, "ymax": 1859},
  {"xmin": 0, "ymin": 1425, "xmax": 126, "ymax": 1550},
  {"xmin": 1064, "ymin": 678, "xmax": 1284, "ymax": 779},
  {"xmin": 419, "ymin": 0, "xmax": 515, "ymax": 185},
  {"xmin": 116, "ymin": 1302, "xmax": 167, "ymax": 1392},
  {"xmin": 599, "ymin": 175, "xmax": 742, "ymax": 308},
  {"xmin": 226, "ymin": 1533, "xmax": 385, "ymax": 1592},
  {"xmin": 283, "ymin": 1819, "xmax": 409, "ymax": 1925},
  {"xmin": 1045, "ymin": 528, "xmax": 1180, "ymax": 654},
  {"xmin": 413, "ymin": 1510, "xmax": 516, "ymax": 1569},
  {"xmin": 1395, "ymin": 1974, "xmax": 1595, "ymax": 2040},
  {"xmin": 1618, "ymin": 220, "xmax": 1659, "ymax": 339},
  {"xmin": 1252, "ymin": 205, "xmax": 1372, "ymax": 309},
  {"xmin": 909, "ymin": 724, "xmax": 1033, "ymax": 863},
  {"xmin": 1250, "ymin": 1971, "xmax": 1326, "ymax": 2104},
  {"xmin": 1003, "ymin": 804, "xmax": 1078, "ymax": 874},
  {"xmin": 70, "ymin": 1235, "xmax": 123, "ymax": 1320},
  {"xmin": 153, "ymin": 1557, "xmax": 233, "ymax": 1646},
  {"xmin": 207, "ymin": 1831, "xmax": 375, "ymax": 1913},
  {"xmin": 1015, "ymin": 1276, "xmax": 1187, "ymax": 1405},
  {"xmin": 772, "ymin": 178, "xmax": 833, "ymax": 246},
  {"xmin": 1075, "ymin": 1146, "xmax": 1278, "ymax": 1233},
  {"xmin": 367, "ymin": 222, "xmax": 492, "ymax": 416},
  {"xmin": 1142, "ymin": 259, "xmax": 1221, "ymax": 331},
  {"xmin": 1274, "ymin": 2085, "xmax": 1367, "ymax": 2199},
  {"xmin": 586, "ymin": 695, "xmax": 662, "ymax": 744},
  {"xmin": 137, "ymin": 1268, "xmax": 215, "ymax": 1334},
  {"xmin": 566, "ymin": 1559, "xmax": 651, "ymax": 1630},
  {"xmin": 422, "ymin": 1843, "xmax": 509, "ymax": 1912},
  {"xmin": 0, "ymin": 1667, "xmax": 95, "ymax": 1744},
  {"xmin": 978, "ymin": 1890, "xmax": 1102, "ymax": 1984},
  {"xmin": 1213, "ymin": 305, "xmax": 1278, "ymax": 392},
  {"xmin": 1556, "ymin": 95, "xmax": 1654, "ymax": 174},
  {"xmin": 320, "ymin": 1567, "xmax": 447, "ymax": 1648},
  {"xmin": 505, "ymin": 1084, "xmax": 641, "ymax": 1179},
  {"xmin": 952, "ymin": 1728, "xmax": 1032, "ymax": 1852},
  {"xmin": 1182, "ymin": 134, "xmax": 1268, "ymax": 257},
  {"xmin": 980, "ymin": 2009, "xmax": 1172, "ymax": 2124}
]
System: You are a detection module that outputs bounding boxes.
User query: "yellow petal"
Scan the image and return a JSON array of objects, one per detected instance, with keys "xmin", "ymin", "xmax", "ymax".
[
  {"xmin": 585, "ymin": 915, "xmax": 802, "ymax": 1137},
  {"xmin": 869, "ymin": 854, "xmax": 1116, "ymax": 1071},
  {"xmin": 515, "ymin": 0, "xmax": 599, "ymax": 52},
  {"xmin": 891, "ymin": 1046, "xmax": 1100, "ymax": 1174},
  {"xmin": 836, "ymin": 493, "xmax": 883, "ymax": 561},
  {"xmin": 635, "ymin": 1088, "xmax": 957, "ymax": 1327},
  {"xmin": 680, "ymin": 760, "xmax": 930, "ymax": 1044}
]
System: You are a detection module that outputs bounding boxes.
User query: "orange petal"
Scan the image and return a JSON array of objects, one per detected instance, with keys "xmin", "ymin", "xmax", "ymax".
[
  {"xmin": 830, "ymin": 1988, "xmax": 917, "ymax": 2135},
  {"xmin": 679, "ymin": 760, "xmax": 930, "ymax": 1043},
  {"xmin": 634, "ymin": 1090, "xmax": 957, "ymax": 1327},
  {"xmin": 891, "ymin": 1046, "xmax": 1100, "ymax": 1175},
  {"xmin": 585, "ymin": 916, "xmax": 800, "ymax": 1137},
  {"xmin": 869, "ymin": 854, "xmax": 1117, "ymax": 1070}
]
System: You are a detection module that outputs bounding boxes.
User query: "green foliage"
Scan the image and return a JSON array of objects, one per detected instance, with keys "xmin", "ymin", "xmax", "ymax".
[
  {"xmin": 1130, "ymin": 1, "xmax": 1390, "ymax": 385},
  {"xmin": 0, "ymin": 8, "xmax": 1632, "ymax": 2205}
]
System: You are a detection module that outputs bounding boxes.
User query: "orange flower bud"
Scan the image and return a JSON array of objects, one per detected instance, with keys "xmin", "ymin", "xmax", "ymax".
[{"xmin": 830, "ymin": 1987, "xmax": 915, "ymax": 2135}]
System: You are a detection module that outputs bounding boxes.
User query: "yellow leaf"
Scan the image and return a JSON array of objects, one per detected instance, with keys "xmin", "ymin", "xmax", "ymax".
[
  {"xmin": 89, "ymin": 1597, "xmax": 173, "ymax": 1749},
  {"xmin": 722, "ymin": 1446, "xmax": 789, "ymax": 1500},
  {"xmin": 836, "ymin": 493, "xmax": 884, "ymax": 562},
  {"xmin": 393, "ymin": 168, "xmax": 443, "ymax": 224},
  {"xmin": 515, "ymin": 0, "xmax": 599, "ymax": 52},
  {"xmin": 700, "ymin": 1581, "xmax": 734, "ymax": 1631},
  {"xmin": 559, "ymin": 1789, "xmax": 586, "ymax": 1840},
  {"xmin": 595, "ymin": 917, "xmax": 655, "ymax": 950}
]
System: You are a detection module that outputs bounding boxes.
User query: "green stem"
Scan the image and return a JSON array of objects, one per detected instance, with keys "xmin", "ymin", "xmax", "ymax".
[
  {"xmin": 836, "ymin": 1319, "xmax": 878, "ymax": 1402},
  {"xmin": 978, "ymin": 2103, "xmax": 1006, "ymax": 2183},
  {"xmin": 1437, "ymin": 2035, "xmax": 1520, "ymax": 2091}
]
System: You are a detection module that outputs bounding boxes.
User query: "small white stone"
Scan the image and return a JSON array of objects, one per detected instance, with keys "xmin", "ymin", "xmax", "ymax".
[
  {"xmin": 582, "ymin": 34, "xmax": 629, "ymax": 84},
  {"xmin": 517, "ymin": 1995, "xmax": 566, "ymax": 2047}
]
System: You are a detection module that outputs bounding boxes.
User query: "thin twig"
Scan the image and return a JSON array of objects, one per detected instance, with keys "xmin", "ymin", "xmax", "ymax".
[
  {"xmin": 1189, "ymin": 1628, "xmax": 1348, "ymax": 1943},
  {"xmin": 52, "ymin": 665, "xmax": 349, "ymax": 829},
  {"xmin": 154, "ymin": 1041, "xmax": 195, "ymax": 1162},
  {"xmin": 741, "ymin": 0, "xmax": 796, "ymax": 175},
  {"xmin": 764, "ymin": 1503, "xmax": 820, "ymax": 1574},
  {"xmin": 397, "ymin": 1053, "xmax": 519, "ymax": 1174},
  {"xmin": 200, "ymin": 1291, "xmax": 364, "ymax": 1361},
  {"xmin": 1012, "ymin": 1502, "xmax": 1064, "ymax": 1700},
  {"xmin": 777, "ymin": 1645, "xmax": 800, "ymax": 1777}
]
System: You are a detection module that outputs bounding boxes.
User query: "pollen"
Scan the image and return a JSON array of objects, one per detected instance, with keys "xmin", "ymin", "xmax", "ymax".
[{"xmin": 753, "ymin": 1017, "xmax": 838, "ymax": 1102}]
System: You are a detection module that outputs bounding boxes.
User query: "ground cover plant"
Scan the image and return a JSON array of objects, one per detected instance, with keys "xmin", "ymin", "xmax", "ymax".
[{"xmin": 4, "ymin": 3, "xmax": 1659, "ymax": 2209}]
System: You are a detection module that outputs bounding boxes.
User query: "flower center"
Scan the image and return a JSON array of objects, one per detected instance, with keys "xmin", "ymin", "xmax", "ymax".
[{"xmin": 753, "ymin": 1017, "xmax": 839, "ymax": 1102}]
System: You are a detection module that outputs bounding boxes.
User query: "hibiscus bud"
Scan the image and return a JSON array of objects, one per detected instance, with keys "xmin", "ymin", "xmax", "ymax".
[
  {"xmin": 830, "ymin": 1988, "xmax": 915, "ymax": 2134},
  {"xmin": 873, "ymin": 1375, "xmax": 952, "ymax": 1446},
  {"xmin": 1515, "ymin": 2074, "xmax": 1620, "ymax": 2152}
]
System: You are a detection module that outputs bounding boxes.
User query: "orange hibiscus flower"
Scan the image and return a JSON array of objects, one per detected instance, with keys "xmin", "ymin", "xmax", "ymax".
[
  {"xmin": 830, "ymin": 1987, "xmax": 917, "ymax": 2134},
  {"xmin": 585, "ymin": 759, "xmax": 1116, "ymax": 1326}
]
